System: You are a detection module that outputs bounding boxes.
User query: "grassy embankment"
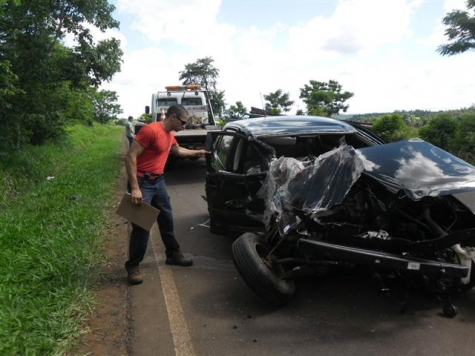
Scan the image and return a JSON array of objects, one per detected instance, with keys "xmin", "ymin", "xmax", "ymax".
[{"xmin": 0, "ymin": 124, "xmax": 124, "ymax": 355}]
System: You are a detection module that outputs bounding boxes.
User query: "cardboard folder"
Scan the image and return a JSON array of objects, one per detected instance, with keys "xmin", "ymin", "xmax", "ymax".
[{"xmin": 116, "ymin": 193, "xmax": 160, "ymax": 231}]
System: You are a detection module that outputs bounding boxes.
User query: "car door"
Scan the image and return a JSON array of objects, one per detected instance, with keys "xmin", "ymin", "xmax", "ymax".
[{"xmin": 205, "ymin": 131, "xmax": 269, "ymax": 235}]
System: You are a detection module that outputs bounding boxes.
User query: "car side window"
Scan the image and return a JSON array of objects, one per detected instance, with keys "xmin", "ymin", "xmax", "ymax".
[
  {"xmin": 241, "ymin": 143, "xmax": 263, "ymax": 174},
  {"xmin": 212, "ymin": 135, "xmax": 235, "ymax": 171}
]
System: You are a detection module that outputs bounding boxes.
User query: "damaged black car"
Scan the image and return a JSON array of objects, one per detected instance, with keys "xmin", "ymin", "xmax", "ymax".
[{"xmin": 204, "ymin": 116, "xmax": 475, "ymax": 317}]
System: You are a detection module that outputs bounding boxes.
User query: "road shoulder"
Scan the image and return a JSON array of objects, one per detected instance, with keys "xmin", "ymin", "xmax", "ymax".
[{"xmin": 77, "ymin": 155, "xmax": 129, "ymax": 355}]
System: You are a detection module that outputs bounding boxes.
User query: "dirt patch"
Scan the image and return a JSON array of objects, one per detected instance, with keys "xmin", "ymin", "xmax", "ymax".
[{"xmin": 77, "ymin": 154, "xmax": 130, "ymax": 356}]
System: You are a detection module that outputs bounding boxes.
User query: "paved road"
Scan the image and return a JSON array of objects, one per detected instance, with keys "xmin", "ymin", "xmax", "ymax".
[{"xmin": 128, "ymin": 158, "xmax": 475, "ymax": 356}]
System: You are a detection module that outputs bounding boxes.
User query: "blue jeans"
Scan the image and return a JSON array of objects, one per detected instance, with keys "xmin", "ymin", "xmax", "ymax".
[{"xmin": 125, "ymin": 176, "xmax": 180, "ymax": 270}]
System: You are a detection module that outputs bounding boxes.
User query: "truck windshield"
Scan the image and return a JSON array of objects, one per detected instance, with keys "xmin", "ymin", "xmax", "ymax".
[
  {"xmin": 181, "ymin": 98, "xmax": 203, "ymax": 106},
  {"xmin": 157, "ymin": 98, "xmax": 178, "ymax": 106}
]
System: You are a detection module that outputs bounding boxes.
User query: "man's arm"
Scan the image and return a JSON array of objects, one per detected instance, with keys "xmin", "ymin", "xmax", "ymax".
[
  {"xmin": 170, "ymin": 144, "xmax": 210, "ymax": 158},
  {"xmin": 126, "ymin": 140, "xmax": 146, "ymax": 205}
]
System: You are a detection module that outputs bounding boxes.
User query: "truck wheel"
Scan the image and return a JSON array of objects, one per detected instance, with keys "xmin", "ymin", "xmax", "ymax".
[{"xmin": 232, "ymin": 232, "xmax": 295, "ymax": 306}]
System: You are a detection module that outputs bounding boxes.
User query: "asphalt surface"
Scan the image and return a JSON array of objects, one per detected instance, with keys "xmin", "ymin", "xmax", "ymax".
[{"xmin": 127, "ymin": 158, "xmax": 475, "ymax": 356}]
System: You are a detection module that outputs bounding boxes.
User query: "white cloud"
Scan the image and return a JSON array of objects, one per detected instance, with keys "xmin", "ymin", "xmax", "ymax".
[
  {"xmin": 102, "ymin": 47, "xmax": 188, "ymax": 115},
  {"xmin": 443, "ymin": 0, "xmax": 467, "ymax": 12},
  {"xmin": 106, "ymin": 0, "xmax": 475, "ymax": 118},
  {"xmin": 325, "ymin": 0, "xmax": 421, "ymax": 53},
  {"xmin": 116, "ymin": 0, "xmax": 223, "ymax": 46}
]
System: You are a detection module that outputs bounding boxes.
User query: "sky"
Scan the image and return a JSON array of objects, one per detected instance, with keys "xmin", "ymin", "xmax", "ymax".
[{"xmin": 96, "ymin": 0, "xmax": 475, "ymax": 118}]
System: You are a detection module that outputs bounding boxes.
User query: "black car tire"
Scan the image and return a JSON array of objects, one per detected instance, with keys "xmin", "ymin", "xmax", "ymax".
[{"xmin": 232, "ymin": 232, "xmax": 295, "ymax": 306}]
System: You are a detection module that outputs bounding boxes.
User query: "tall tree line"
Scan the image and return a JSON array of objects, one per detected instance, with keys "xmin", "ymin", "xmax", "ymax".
[{"xmin": 0, "ymin": 0, "xmax": 123, "ymax": 151}]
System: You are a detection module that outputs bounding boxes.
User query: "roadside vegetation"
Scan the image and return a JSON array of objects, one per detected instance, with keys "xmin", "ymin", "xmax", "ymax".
[
  {"xmin": 0, "ymin": 1, "xmax": 123, "ymax": 152},
  {"xmin": 0, "ymin": 124, "xmax": 123, "ymax": 355},
  {"xmin": 348, "ymin": 108, "xmax": 475, "ymax": 164}
]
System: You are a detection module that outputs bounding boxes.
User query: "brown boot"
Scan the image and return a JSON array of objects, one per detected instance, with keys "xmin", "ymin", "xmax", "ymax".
[
  {"xmin": 166, "ymin": 249, "xmax": 193, "ymax": 266},
  {"xmin": 127, "ymin": 266, "xmax": 143, "ymax": 284}
]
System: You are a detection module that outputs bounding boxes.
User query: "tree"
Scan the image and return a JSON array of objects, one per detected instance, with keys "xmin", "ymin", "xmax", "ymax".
[
  {"xmin": 418, "ymin": 114, "xmax": 458, "ymax": 150},
  {"xmin": 62, "ymin": 87, "xmax": 95, "ymax": 125},
  {"xmin": 210, "ymin": 90, "xmax": 226, "ymax": 118},
  {"xmin": 449, "ymin": 113, "xmax": 475, "ymax": 163},
  {"xmin": 179, "ymin": 57, "xmax": 219, "ymax": 92},
  {"xmin": 91, "ymin": 89, "xmax": 123, "ymax": 124},
  {"xmin": 226, "ymin": 101, "xmax": 247, "ymax": 121},
  {"xmin": 0, "ymin": 0, "xmax": 123, "ymax": 149},
  {"xmin": 263, "ymin": 89, "xmax": 294, "ymax": 115},
  {"xmin": 0, "ymin": 0, "xmax": 122, "ymax": 88},
  {"xmin": 179, "ymin": 57, "xmax": 224, "ymax": 117},
  {"xmin": 0, "ymin": 60, "xmax": 21, "ymax": 110},
  {"xmin": 401, "ymin": 114, "xmax": 423, "ymax": 127},
  {"xmin": 438, "ymin": 0, "xmax": 475, "ymax": 55},
  {"xmin": 372, "ymin": 114, "xmax": 410, "ymax": 142},
  {"xmin": 299, "ymin": 80, "xmax": 354, "ymax": 117}
]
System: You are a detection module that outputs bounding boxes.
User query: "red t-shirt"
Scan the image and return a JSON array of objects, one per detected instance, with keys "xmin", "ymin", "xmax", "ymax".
[{"xmin": 135, "ymin": 122, "xmax": 177, "ymax": 175}]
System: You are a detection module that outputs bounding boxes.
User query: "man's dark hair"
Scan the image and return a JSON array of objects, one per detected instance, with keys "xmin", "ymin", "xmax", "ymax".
[
  {"xmin": 167, "ymin": 104, "xmax": 188, "ymax": 118},
  {"xmin": 128, "ymin": 116, "xmax": 133, "ymax": 120}
]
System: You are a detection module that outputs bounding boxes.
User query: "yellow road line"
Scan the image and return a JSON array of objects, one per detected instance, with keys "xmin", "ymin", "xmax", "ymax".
[{"xmin": 151, "ymin": 237, "xmax": 196, "ymax": 356}]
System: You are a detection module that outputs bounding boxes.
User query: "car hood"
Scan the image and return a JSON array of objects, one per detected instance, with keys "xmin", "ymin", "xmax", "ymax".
[{"xmin": 357, "ymin": 138, "xmax": 475, "ymax": 200}]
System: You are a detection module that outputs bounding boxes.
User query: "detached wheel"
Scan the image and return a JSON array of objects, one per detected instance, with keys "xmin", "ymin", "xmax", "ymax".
[
  {"xmin": 458, "ymin": 260, "xmax": 475, "ymax": 293},
  {"xmin": 232, "ymin": 232, "xmax": 295, "ymax": 306}
]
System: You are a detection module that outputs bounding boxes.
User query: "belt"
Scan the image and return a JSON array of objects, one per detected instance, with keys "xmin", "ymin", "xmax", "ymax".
[{"xmin": 137, "ymin": 172, "xmax": 163, "ymax": 181}]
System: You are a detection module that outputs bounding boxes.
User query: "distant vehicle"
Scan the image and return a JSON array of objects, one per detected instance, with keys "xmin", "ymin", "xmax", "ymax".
[
  {"xmin": 145, "ymin": 85, "xmax": 219, "ymax": 165},
  {"xmin": 204, "ymin": 115, "xmax": 475, "ymax": 316}
]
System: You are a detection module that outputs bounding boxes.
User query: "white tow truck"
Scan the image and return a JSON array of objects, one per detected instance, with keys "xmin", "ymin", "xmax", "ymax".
[{"xmin": 145, "ymin": 85, "xmax": 218, "ymax": 165}]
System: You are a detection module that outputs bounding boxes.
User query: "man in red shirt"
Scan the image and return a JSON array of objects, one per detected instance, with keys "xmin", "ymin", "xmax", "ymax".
[{"xmin": 125, "ymin": 104, "xmax": 209, "ymax": 284}]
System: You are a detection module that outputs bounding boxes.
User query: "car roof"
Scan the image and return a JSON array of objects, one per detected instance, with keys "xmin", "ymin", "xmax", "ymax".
[{"xmin": 222, "ymin": 116, "xmax": 357, "ymax": 138}]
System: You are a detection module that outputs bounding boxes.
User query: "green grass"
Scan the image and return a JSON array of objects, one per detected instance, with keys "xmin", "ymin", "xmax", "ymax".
[{"xmin": 0, "ymin": 123, "xmax": 124, "ymax": 355}]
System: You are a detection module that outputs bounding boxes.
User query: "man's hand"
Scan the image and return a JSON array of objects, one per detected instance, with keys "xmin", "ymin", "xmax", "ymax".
[
  {"xmin": 131, "ymin": 187, "xmax": 142, "ymax": 206},
  {"xmin": 194, "ymin": 149, "xmax": 210, "ymax": 158},
  {"xmin": 172, "ymin": 145, "xmax": 211, "ymax": 158}
]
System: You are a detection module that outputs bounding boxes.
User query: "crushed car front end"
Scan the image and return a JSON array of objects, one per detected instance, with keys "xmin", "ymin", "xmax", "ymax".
[{"xmin": 232, "ymin": 134, "xmax": 475, "ymax": 315}]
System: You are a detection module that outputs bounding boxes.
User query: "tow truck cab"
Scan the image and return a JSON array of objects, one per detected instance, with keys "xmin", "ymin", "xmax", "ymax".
[
  {"xmin": 145, "ymin": 85, "xmax": 215, "ymax": 127},
  {"xmin": 145, "ymin": 85, "xmax": 219, "ymax": 162}
]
